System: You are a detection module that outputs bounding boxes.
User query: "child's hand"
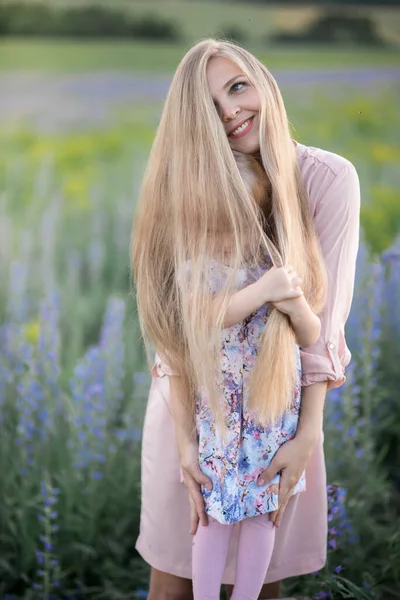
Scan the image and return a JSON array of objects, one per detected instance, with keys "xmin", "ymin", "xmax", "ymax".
[
  {"xmin": 272, "ymin": 289, "xmax": 321, "ymax": 348},
  {"xmin": 271, "ymin": 288, "xmax": 308, "ymax": 317},
  {"xmin": 255, "ymin": 264, "xmax": 303, "ymax": 304}
]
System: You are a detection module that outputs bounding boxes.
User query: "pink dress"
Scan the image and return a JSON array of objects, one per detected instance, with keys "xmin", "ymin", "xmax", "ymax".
[{"xmin": 135, "ymin": 142, "xmax": 361, "ymax": 584}]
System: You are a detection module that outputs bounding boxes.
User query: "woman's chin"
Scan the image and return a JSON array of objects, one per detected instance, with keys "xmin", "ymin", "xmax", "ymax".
[{"xmin": 229, "ymin": 135, "xmax": 260, "ymax": 155}]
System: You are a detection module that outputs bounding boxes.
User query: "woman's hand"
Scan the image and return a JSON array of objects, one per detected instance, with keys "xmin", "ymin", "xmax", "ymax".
[
  {"xmin": 180, "ymin": 437, "xmax": 213, "ymax": 535},
  {"xmin": 255, "ymin": 264, "xmax": 303, "ymax": 304},
  {"xmin": 256, "ymin": 434, "xmax": 317, "ymax": 528}
]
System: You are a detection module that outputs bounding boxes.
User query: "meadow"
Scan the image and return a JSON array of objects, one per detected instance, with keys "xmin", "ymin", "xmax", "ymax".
[
  {"xmin": 1, "ymin": 31, "xmax": 400, "ymax": 600},
  {"xmin": 1, "ymin": 39, "xmax": 400, "ymax": 73}
]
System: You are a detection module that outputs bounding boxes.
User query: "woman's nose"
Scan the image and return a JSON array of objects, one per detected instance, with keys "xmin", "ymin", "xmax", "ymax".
[{"xmin": 221, "ymin": 105, "xmax": 241, "ymax": 123}]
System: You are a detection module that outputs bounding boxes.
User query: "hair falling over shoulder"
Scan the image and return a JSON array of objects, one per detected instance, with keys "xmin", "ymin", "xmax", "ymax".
[{"xmin": 131, "ymin": 38, "xmax": 327, "ymax": 434}]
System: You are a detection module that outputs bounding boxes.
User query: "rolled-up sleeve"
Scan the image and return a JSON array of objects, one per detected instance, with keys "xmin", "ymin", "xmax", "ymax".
[{"xmin": 300, "ymin": 161, "xmax": 360, "ymax": 389}]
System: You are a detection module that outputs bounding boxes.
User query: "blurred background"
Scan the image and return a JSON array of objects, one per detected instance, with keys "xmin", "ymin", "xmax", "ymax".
[{"xmin": 0, "ymin": 1, "xmax": 399, "ymax": 598}]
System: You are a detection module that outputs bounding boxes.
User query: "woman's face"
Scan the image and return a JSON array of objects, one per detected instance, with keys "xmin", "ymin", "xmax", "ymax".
[{"xmin": 206, "ymin": 56, "xmax": 261, "ymax": 154}]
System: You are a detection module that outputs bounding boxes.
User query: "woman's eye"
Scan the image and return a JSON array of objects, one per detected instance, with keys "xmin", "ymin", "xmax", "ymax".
[{"xmin": 230, "ymin": 81, "xmax": 246, "ymax": 93}]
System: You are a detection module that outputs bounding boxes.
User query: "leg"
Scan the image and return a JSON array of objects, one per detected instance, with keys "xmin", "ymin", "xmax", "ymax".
[
  {"xmin": 230, "ymin": 515, "xmax": 276, "ymax": 600},
  {"xmin": 225, "ymin": 581, "xmax": 281, "ymax": 599},
  {"xmin": 148, "ymin": 568, "xmax": 194, "ymax": 600},
  {"xmin": 192, "ymin": 517, "xmax": 234, "ymax": 600}
]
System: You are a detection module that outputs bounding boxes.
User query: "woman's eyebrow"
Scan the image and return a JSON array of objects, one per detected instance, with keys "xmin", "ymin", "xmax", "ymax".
[{"xmin": 223, "ymin": 75, "xmax": 244, "ymax": 90}]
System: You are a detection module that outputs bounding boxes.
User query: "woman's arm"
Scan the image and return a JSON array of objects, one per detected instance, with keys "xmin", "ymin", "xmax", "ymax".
[
  {"xmin": 257, "ymin": 380, "xmax": 328, "ymax": 528},
  {"xmin": 169, "ymin": 376, "xmax": 212, "ymax": 534},
  {"xmin": 296, "ymin": 380, "xmax": 327, "ymax": 444},
  {"xmin": 257, "ymin": 154, "xmax": 360, "ymax": 527},
  {"xmin": 169, "ymin": 375, "xmax": 196, "ymax": 451},
  {"xmin": 300, "ymin": 160, "xmax": 360, "ymax": 388}
]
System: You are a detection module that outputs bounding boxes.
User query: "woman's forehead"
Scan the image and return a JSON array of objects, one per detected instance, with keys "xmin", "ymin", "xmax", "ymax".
[{"xmin": 206, "ymin": 57, "xmax": 244, "ymax": 92}]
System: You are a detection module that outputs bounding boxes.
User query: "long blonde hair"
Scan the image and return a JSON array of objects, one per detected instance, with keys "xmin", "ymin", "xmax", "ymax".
[{"xmin": 131, "ymin": 39, "xmax": 327, "ymax": 432}]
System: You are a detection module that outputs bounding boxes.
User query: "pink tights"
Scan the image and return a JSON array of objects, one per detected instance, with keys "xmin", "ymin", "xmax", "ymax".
[{"xmin": 192, "ymin": 514, "xmax": 275, "ymax": 600}]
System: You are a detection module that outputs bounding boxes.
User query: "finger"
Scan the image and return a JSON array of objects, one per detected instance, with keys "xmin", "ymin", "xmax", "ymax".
[
  {"xmin": 288, "ymin": 288, "xmax": 303, "ymax": 298},
  {"xmin": 189, "ymin": 491, "xmax": 208, "ymax": 535},
  {"xmin": 184, "ymin": 464, "xmax": 213, "ymax": 491},
  {"xmin": 292, "ymin": 277, "xmax": 302, "ymax": 287},
  {"xmin": 182, "ymin": 473, "xmax": 209, "ymax": 530},
  {"xmin": 193, "ymin": 467, "xmax": 213, "ymax": 491},
  {"xmin": 187, "ymin": 480, "xmax": 208, "ymax": 527},
  {"xmin": 190, "ymin": 486, "xmax": 208, "ymax": 526},
  {"xmin": 257, "ymin": 459, "xmax": 281, "ymax": 486},
  {"xmin": 269, "ymin": 509, "xmax": 278, "ymax": 525},
  {"xmin": 272, "ymin": 482, "xmax": 292, "ymax": 529},
  {"xmin": 275, "ymin": 498, "xmax": 291, "ymax": 528},
  {"xmin": 189, "ymin": 497, "xmax": 200, "ymax": 536},
  {"xmin": 277, "ymin": 473, "xmax": 291, "ymax": 504},
  {"xmin": 275, "ymin": 478, "xmax": 294, "ymax": 528},
  {"xmin": 198, "ymin": 475, "xmax": 213, "ymax": 491}
]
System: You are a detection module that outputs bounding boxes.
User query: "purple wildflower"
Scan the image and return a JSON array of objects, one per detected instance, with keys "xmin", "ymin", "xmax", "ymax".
[
  {"xmin": 33, "ymin": 475, "xmax": 61, "ymax": 594},
  {"xmin": 69, "ymin": 296, "xmax": 126, "ymax": 479}
]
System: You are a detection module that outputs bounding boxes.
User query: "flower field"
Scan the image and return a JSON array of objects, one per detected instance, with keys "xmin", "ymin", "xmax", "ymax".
[{"xmin": 0, "ymin": 77, "xmax": 400, "ymax": 599}]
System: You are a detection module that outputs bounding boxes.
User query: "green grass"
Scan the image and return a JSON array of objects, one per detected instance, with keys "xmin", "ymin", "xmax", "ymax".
[{"xmin": 0, "ymin": 38, "xmax": 399, "ymax": 73}]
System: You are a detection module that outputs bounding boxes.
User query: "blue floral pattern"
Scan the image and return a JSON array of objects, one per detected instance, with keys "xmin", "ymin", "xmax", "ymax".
[{"xmin": 195, "ymin": 257, "xmax": 306, "ymax": 525}]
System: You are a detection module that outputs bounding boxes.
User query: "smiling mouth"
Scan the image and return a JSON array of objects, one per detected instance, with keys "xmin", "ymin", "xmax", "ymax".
[{"xmin": 228, "ymin": 116, "xmax": 255, "ymax": 138}]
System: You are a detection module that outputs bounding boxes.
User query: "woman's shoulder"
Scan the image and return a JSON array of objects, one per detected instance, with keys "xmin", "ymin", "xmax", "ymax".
[
  {"xmin": 295, "ymin": 142, "xmax": 358, "ymax": 215},
  {"xmin": 295, "ymin": 142, "xmax": 354, "ymax": 174}
]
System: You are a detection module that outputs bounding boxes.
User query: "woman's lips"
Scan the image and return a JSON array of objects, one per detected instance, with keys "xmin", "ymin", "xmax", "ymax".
[{"xmin": 228, "ymin": 116, "xmax": 255, "ymax": 139}]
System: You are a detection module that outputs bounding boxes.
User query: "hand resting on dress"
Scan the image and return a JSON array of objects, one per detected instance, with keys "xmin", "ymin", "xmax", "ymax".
[{"xmin": 180, "ymin": 438, "xmax": 213, "ymax": 536}]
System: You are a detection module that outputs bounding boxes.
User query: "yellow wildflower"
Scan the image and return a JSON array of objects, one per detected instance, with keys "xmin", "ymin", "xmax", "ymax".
[{"xmin": 24, "ymin": 321, "xmax": 40, "ymax": 345}]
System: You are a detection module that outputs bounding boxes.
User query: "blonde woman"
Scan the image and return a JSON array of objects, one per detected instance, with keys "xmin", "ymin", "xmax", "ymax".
[{"xmin": 131, "ymin": 39, "xmax": 360, "ymax": 600}]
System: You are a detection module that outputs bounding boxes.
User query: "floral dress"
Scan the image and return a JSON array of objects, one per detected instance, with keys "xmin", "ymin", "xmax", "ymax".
[{"xmin": 194, "ymin": 256, "xmax": 306, "ymax": 525}]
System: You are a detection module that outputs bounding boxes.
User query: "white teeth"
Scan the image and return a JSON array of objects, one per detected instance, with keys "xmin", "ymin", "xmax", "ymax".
[{"xmin": 231, "ymin": 118, "xmax": 251, "ymax": 136}]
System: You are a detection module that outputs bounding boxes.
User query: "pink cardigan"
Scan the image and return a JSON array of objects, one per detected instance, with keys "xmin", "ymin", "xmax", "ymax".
[{"xmin": 136, "ymin": 142, "xmax": 361, "ymax": 583}]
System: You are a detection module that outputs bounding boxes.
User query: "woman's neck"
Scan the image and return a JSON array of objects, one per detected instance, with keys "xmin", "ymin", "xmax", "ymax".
[{"xmin": 250, "ymin": 151, "xmax": 263, "ymax": 168}]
